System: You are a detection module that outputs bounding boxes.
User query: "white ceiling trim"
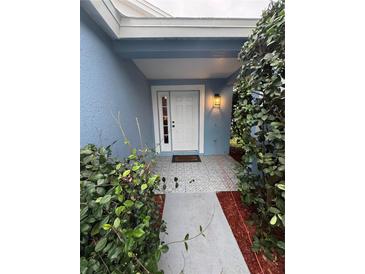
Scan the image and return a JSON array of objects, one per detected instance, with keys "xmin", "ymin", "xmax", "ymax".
[{"xmin": 81, "ymin": 0, "xmax": 258, "ymax": 39}]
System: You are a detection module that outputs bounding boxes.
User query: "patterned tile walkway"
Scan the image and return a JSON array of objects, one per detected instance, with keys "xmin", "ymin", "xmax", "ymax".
[{"xmin": 153, "ymin": 155, "xmax": 240, "ymax": 193}]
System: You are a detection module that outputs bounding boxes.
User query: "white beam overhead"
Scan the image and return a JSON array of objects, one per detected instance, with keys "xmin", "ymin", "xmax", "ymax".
[{"xmin": 119, "ymin": 17, "xmax": 257, "ymax": 38}]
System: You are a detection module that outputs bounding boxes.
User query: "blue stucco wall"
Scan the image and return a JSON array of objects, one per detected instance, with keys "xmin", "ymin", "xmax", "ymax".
[
  {"xmin": 149, "ymin": 79, "xmax": 233, "ymax": 155},
  {"xmin": 80, "ymin": 11, "xmax": 154, "ymax": 158}
]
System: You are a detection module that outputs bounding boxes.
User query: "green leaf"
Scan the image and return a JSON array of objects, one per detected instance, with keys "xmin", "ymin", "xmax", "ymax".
[
  {"xmin": 148, "ymin": 175, "xmax": 158, "ymax": 185},
  {"xmin": 81, "ymin": 149, "xmax": 93, "ymax": 155},
  {"xmin": 128, "ymin": 154, "xmax": 137, "ymax": 160},
  {"xmin": 135, "ymin": 201, "xmax": 143, "ymax": 209},
  {"xmin": 132, "ymin": 228, "xmax": 145, "ymax": 238},
  {"xmin": 115, "ymin": 163, "xmax": 122, "ymax": 170},
  {"xmin": 268, "ymin": 207, "xmax": 281, "ymax": 214},
  {"xmin": 264, "ymin": 53, "xmax": 273, "ymax": 60},
  {"xmin": 160, "ymin": 244, "xmax": 169, "ymax": 253},
  {"xmin": 103, "ymin": 242, "xmax": 113, "ymax": 253},
  {"xmin": 117, "ymin": 194, "xmax": 125, "ymax": 202},
  {"xmin": 96, "ymin": 187, "xmax": 105, "ymax": 195},
  {"xmin": 115, "ymin": 206, "xmax": 125, "ymax": 216},
  {"xmin": 270, "ymin": 215, "xmax": 277, "ymax": 225},
  {"xmin": 278, "ymin": 214, "xmax": 285, "ymax": 226},
  {"xmin": 141, "ymin": 184, "xmax": 148, "ymax": 191},
  {"xmin": 277, "ymin": 241, "xmax": 285, "ymax": 250},
  {"xmin": 114, "ymin": 185, "xmax": 122, "ymax": 194},
  {"xmin": 102, "ymin": 224, "xmax": 112, "ymax": 230},
  {"xmin": 124, "ymin": 200, "xmax": 134, "ymax": 207},
  {"xmin": 113, "ymin": 218, "xmax": 121, "ymax": 228},
  {"xmin": 122, "ymin": 170, "xmax": 131, "ymax": 177},
  {"xmin": 275, "ymin": 183, "xmax": 285, "ymax": 190},
  {"xmin": 97, "ymin": 178, "xmax": 105, "ymax": 185},
  {"xmin": 91, "ymin": 224, "xmax": 100, "ymax": 236},
  {"xmin": 100, "ymin": 216, "xmax": 110, "ymax": 227},
  {"xmin": 110, "ymin": 248, "xmax": 121, "ymax": 260},
  {"xmin": 80, "ymin": 207, "xmax": 88, "ymax": 219},
  {"xmin": 81, "ymin": 223, "xmax": 90, "ymax": 233},
  {"xmin": 95, "ymin": 238, "xmax": 107, "ymax": 252},
  {"xmin": 132, "ymin": 165, "xmax": 140, "ymax": 171},
  {"xmin": 100, "ymin": 194, "xmax": 112, "ymax": 204}
]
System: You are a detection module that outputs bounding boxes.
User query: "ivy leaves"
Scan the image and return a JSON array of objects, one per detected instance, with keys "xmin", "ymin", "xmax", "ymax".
[
  {"xmin": 132, "ymin": 228, "xmax": 145, "ymax": 238},
  {"xmin": 95, "ymin": 194, "xmax": 111, "ymax": 204},
  {"xmin": 80, "ymin": 144, "xmax": 165, "ymax": 273},
  {"xmin": 122, "ymin": 169, "xmax": 131, "ymax": 177},
  {"xmin": 233, "ymin": 0, "xmax": 285, "ymax": 260},
  {"xmin": 95, "ymin": 238, "xmax": 107, "ymax": 252}
]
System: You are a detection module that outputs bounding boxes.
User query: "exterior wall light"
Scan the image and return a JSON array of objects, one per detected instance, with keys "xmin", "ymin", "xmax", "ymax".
[{"xmin": 213, "ymin": 94, "xmax": 221, "ymax": 108}]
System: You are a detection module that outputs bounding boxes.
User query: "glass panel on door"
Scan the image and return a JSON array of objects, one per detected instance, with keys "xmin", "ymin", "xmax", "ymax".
[
  {"xmin": 157, "ymin": 92, "xmax": 171, "ymax": 152},
  {"xmin": 161, "ymin": 96, "xmax": 169, "ymax": 144}
]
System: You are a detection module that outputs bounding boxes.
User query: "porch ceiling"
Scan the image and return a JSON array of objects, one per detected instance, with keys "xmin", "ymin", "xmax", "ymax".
[{"xmin": 133, "ymin": 58, "xmax": 240, "ymax": 80}]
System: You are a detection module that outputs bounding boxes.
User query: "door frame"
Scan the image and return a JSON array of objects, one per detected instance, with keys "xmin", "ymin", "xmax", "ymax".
[{"xmin": 151, "ymin": 85, "xmax": 205, "ymax": 154}]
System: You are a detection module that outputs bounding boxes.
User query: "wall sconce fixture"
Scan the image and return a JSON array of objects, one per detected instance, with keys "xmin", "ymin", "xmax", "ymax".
[{"xmin": 213, "ymin": 94, "xmax": 221, "ymax": 108}]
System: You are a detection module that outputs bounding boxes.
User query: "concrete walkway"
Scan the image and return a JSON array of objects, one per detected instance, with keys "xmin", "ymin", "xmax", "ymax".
[{"xmin": 159, "ymin": 192, "xmax": 250, "ymax": 274}]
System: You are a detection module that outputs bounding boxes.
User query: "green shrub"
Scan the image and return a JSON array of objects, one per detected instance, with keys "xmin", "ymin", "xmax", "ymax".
[
  {"xmin": 233, "ymin": 0, "xmax": 285, "ymax": 260},
  {"xmin": 80, "ymin": 144, "xmax": 167, "ymax": 274}
]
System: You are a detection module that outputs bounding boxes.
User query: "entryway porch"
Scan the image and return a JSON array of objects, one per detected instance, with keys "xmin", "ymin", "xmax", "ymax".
[{"xmin": 153, "ymin": 155, "xmax": 240, "ymax": 193}]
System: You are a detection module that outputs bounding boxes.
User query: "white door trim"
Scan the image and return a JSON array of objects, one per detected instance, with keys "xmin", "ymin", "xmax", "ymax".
[{"xmin": 151, "ymin": 85, "xmax": 205, "ymax": 154}]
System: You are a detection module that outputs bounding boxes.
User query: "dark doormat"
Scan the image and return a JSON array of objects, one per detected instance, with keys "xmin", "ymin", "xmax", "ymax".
[{"xmin": 172, "ymin": 155, "xmax": 201, "ymax": 163}]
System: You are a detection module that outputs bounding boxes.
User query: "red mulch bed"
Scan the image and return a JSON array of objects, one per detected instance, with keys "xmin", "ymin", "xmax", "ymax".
[
  {"xmin": 154, "ymin": 194, "xmax": 166, "ymax": 220},
  {"xmin": 229, "ymin": 146, "xmax": 245, "ymax": 163},
  {"xmin": 217, "ymin": 191, "xmax": 285, "ymax": 274}
]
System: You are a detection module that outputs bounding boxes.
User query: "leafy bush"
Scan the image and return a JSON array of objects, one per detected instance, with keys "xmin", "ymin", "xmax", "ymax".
[
  {"xmin": 232, "ymin": 0, "xmax": 285, "ymax": 260},
  {"xmin": 80, "ymin": 144, "xmax": 168, "ymax": 274}
]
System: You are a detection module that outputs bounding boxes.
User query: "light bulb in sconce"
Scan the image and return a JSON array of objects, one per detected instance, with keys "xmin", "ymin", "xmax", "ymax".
[{"xmin": 213, "ymin": 94, "xmax": 221, "ymax": 108}]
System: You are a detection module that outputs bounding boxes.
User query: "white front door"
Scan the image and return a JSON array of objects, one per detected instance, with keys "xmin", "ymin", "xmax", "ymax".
[
  {"xmin": 152, "ymin": 85, "xmax": 205, "ymax": 153},
  {"xmin": 170, "ymin": 91, "xmax": 199, "ymax": 151}
]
